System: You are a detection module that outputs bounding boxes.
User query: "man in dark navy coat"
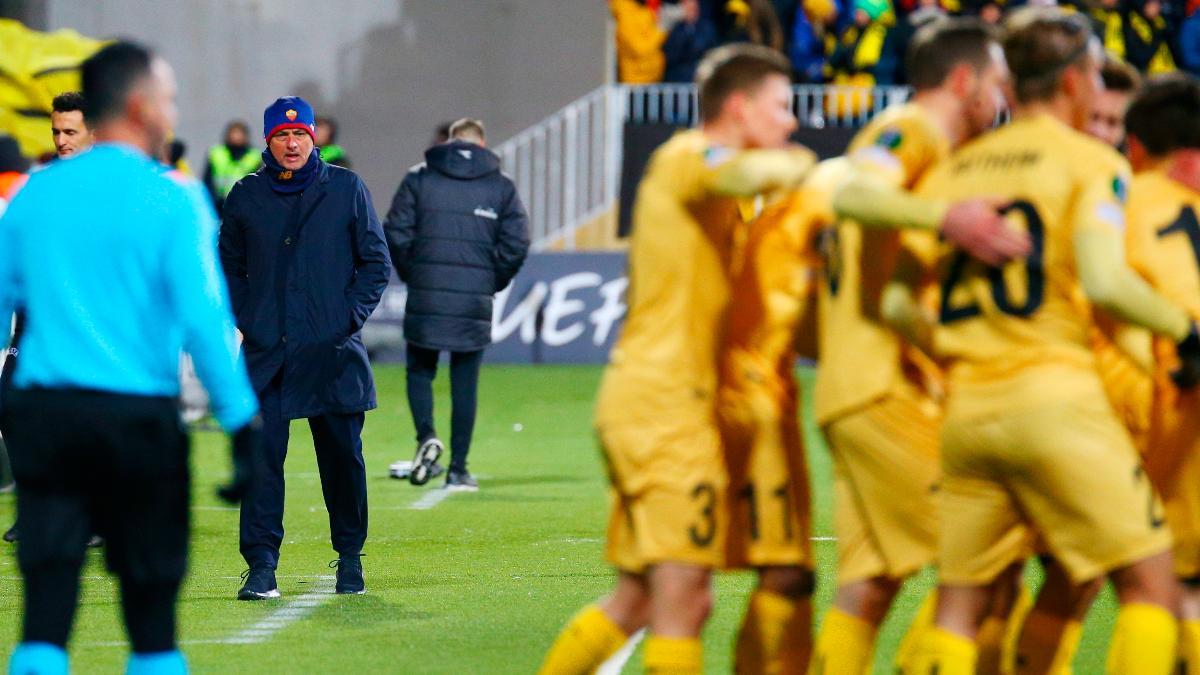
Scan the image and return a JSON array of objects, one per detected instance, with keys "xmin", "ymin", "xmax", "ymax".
[
  {"xmin": 384, "ymin": 118, "xmax": 529, "ymax": 492},
  {"xmin": 219, "ymin": 96, "xmax": 390, "ymax": 599}
]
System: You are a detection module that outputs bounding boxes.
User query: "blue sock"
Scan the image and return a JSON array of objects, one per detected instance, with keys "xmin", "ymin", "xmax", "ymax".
[
  {"xmin": 8, "ymin": 642, "xmax": 67, "ymax": 675},
  {"xmin": 126, "ymin": 650, "xmax": 187, "ymax": 675}
]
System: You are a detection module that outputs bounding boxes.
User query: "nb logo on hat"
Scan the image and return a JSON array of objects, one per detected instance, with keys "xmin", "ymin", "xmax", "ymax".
[
  {"xmin": 285, "ymin": 109, "xmax": 298, "ymax": 121},
  {"xmin": 279, "ymin": 170, "xmax": 293, "ymax": 180}
]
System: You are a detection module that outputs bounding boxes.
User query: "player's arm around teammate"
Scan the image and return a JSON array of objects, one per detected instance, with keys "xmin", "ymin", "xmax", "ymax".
[
  {"xmin": 808, "ymin": 18, "xmax": 1016, "ymax": 675},
  {"xmin": 538, "ymin": 44, "xmax": 815, "ymax": 675}
]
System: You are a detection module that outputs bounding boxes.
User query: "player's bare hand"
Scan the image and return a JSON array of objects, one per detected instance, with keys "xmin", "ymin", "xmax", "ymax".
[{"xmin": 941, "ymin": 199, "xmax": 1032, "ymax": 267}]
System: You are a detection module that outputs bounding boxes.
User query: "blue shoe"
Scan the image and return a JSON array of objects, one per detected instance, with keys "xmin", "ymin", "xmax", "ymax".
[
  {"xmin": 9, "ymin": 642, "xmax": 67, "ymax": 675},
  {"xmin": 330, "ymin": 554, "xmax": 365, "ymax": 594},
  {"xmin": 126, "ymin": 650, "xmax": 187, "ymax": 675}
]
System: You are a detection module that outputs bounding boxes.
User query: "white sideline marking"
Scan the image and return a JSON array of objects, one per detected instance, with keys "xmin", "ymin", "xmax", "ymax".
[
  {"xmin": 597, "ymin": 629, "xmax": 645, "ymax": 675},
  {"xmin": 408, "ymin": 488, "xmax": 454, "ymax": 510},
  {"xmin": 218, "ymin": 575, "xmax": 337, "ymax": 645},
  {"xmin": 811, "ymin": 536, "xmax": 837, "ymax": 542}
]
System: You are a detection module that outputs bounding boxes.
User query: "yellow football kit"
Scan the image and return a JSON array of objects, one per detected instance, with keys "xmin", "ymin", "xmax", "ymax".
[
  {"xmin": 1126, "ymin": 169, "xmax": 1200, "ymax": 578},
  {"xmin": 1091, "ymin": 312, "xmax": 1154, "ymax": 453},
  {"xmin": 719, "ymin": 162, "xmax": 846, "ymax": 570},
  {"xmin": 916, "ymin": 114, "xmax": 1170, "ymax": 586},
  {"xmin": 597, "ymin": 130, "xmax": 814, "ymax": 573},
  {"xmin": 814, "ymin": 103, "xmax": 946, "ymax": 583}
]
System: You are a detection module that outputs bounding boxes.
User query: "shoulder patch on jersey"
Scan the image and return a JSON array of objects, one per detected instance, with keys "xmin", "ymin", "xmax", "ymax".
[
  {"xmin": 874, "ymin": 127, "xmax": 904, "ymax": 150},
  {"xmin": 704, "ymin": 145, "xmax": 734, "ymax": 168},
  {"xmin": 1112, "ymin": 174, "xmax": 1129, "ymax": 204},
  {"xmin": 1096, "ymin": 202, "xmax": 1126, "ymax": 231}
]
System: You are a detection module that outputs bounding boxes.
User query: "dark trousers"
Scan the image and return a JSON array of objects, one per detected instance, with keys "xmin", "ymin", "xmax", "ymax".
[
  {"xmin": 3, "ymin": 388, "xmax": 188, "ymax": 653},
  {"xmin": 239, "ymin": 373, "xmax": 368, "ymax": 569},
  {"xmin": 405, "ymin": 344, "xmax": 483, "ymax": 472}
]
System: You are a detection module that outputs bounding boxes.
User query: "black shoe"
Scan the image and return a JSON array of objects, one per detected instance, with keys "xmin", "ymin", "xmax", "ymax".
[
  {"xmin": 331, "ymin": 555, "xmax": 365, "ymax": 594},
  {"xmin": 409, "ymin": 438, "xmax": 444, "ymax": 487},
  {"xmin": 2, "ymin": 525, "xmax": 15, "ymax": 543},
  {"xmin": 445, "ymin": 469, "xmax": 478, "ymax": 492},
  {"xmin": 86, "ymin": 534, "xmax": 104, "ymax": 548},
  {"xmin": 430, "ymin": 463, "xmax": 446, "ymax": 480},
  {"xmin": 237, "ymin": 565, "xmax": 281, "ymax": 600}
]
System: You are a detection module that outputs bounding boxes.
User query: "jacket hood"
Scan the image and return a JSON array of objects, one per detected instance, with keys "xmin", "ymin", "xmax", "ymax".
[{"xmin": 425, "ymin": 140, "xmax": 499, "ymax": 179}]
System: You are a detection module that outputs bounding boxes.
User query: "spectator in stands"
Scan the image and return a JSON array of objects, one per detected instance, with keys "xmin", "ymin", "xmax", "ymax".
[
  {"xmin": 771, "ymin": 0, "xmax": 802, "ymax": 33},
  {"xmin": 1125, "ymin": 0, "xmax": 1179, "ymax": 73},
  {"xmin": 721, "ymin": 0, "xmax": 787, "ymax": 49},
  {"xmin": 611, "ymin": 0, "xmax": 667, "ymax": 83},
  {"xmin": 49, "ymin": 92, "xmax": 92, "ymax": 159},
  {"xmin": 1179, "ymin": 0, "xmax": 1200, "ymax": 74},
  {"xmin": 316, "ymin": 116, "xmax": 351, "ymax": 167},
  {"xmin": 1089, "ymin": 55, "xmax": 1142, "ymax": 147},
  {"xmin": 383, "ymin": 118, "xmax": 529, "ymax": 493},
  {"xmin": 789, "ymin": 0, "xmax": 847, "ymax": 82},
  {"xmin": 663, "ymin": 0, "xmax": 722, "ymax": 81},
  {"xmin": 219, "ymin": 96, "xmax": 390, "ymax": 599},
  {"xmin": 204, "ymin": 120, "xmax": 259, "ymax": 216},
  {"xmin": 829, "ymin": 0, "xmax": 895, "ymax": 86}
]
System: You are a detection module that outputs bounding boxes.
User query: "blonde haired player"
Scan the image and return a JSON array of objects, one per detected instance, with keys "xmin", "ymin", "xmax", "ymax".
[
  {"xmin": 537, "ymin": 43, "xmax": 816, "ymax": 675},
  {"xmin": 1122, "ymin": 74, "xmax": 1200, "ymax": 672},
  {"xmin": 890, "ymin": 9, "xmax": 1200, "ymax": 671},
  {"xmin": 808, "ymin": 17, "xmax": 1019, "ymax": 672}
]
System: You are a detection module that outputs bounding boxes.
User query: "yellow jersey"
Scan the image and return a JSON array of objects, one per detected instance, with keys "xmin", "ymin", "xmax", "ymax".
[
  {"xmin": 1124, "ymin": 169, "xmax": 1200, "ymax": 486},
  {"xmin": 595, "ymin": 130, "xmax": 751, "ymax": 427},
  {"xmin": 722, "ymin": 160, "xmax": 847, "ymax": 398},
  {"xmin": 916, "ymin": 114, "xmax": 1133, "ymax": 416},
  {"xmin": 813, "ymin": 103, "xmax": 949, "ymax": 425}
]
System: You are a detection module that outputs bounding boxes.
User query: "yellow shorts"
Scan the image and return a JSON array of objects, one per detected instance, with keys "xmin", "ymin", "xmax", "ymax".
[
  {"xmin": 940, "ymin": 392, "xmax": 1171, "ymax": 586},
  {"xmin": 1148, "ymin": 358, "xmax": 1200, "ymax": 579},
  {"xmin": 599, "ymin": 419, "xmax": 728, "ymax": 574},
  {"xmin": 1093, "ymin": 326, "xmax": 1153, "ymax": 454},
  {"xmin": 822, "ymin": 381, "xmax": 941, "ymax": 584},
  {"xmin": 719, "ymin": 384, "xmax": 812, "ymax": 570}
]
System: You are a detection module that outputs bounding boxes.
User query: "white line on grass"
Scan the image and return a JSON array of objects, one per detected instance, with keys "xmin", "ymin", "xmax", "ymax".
[
  {"xmin": 598, "ymin": 629, "xmax": 645, "ymax": 675},
  {"xmin": 218, "ymin": 575, "xmax": 337, "ymax": 645},
  {"xmin": 408, "ymin": 488, "xmax": 454, "ymax": 510},
  {"xmin": 77, "ymin": 576, "xmax": 339, "ymax": 649},
  {"xmin": 811, "ymin": 536, "xmax": 837, "ymax": 542}
]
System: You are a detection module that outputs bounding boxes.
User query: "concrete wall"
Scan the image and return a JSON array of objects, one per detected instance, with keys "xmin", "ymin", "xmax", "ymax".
[{"xmin": 38, "ymin": 0, "xmax": 608, "ymax": 210}]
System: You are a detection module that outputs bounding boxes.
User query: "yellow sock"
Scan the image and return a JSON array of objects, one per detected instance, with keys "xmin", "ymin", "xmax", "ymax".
[
  {"xmin": 976, "ymin": 615, "xmax": 1007, "ymax": 675},
  {"xmin": 1048, "ymin": 620, "xmax": 1082, "ymax": 674},
  {"xmin": 1001, "ymin": 584, "xmax": 1035, "ymax": 675},
  {"xmin": 894, "ymin": 591, "xmax": 937, "ymax": 673},
  {"xmin": 1180, "ymin": 619, "xmax": 1200, "ymax": 674},
  {"xmin": 734, "ymin": 589, "xmax": 810, "ymax": 674},
  {"xmin": 1106, "ymin": 603, "xmax": 1178, "ymax": 675},
  {"xmin": 908, "ymin": 626, "xmax": 978, "ymax": 675},
  {"xmin": 808, "ymin": 607, "xmax": 875, "ymax": 675},
  {"xmin": 644, "ymin": 635, "xmax": 702, "ymax": 675},
  {"xmin": 537, "ymin": 605, "xmax": 629, "ymax": 675}
]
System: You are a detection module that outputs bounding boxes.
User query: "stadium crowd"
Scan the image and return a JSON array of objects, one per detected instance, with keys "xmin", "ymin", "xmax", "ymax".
[{"xmin": 612, "ymin": 0, "xmax": 1200, "ymax": 87}]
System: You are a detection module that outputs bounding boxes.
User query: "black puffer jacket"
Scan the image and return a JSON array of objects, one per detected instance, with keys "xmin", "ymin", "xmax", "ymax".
[{"xmin": 384, "ymin": 140, "xmax": 530, "ymax": 352}]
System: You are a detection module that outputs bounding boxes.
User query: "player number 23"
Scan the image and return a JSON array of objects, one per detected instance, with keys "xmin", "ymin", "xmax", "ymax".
[{"xmin": 939, "ymin": 200, "xmax": 1046, "ymax": 324}]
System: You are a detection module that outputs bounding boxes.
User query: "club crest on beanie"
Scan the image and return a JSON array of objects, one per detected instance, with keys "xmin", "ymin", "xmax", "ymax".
[{"xmin": 263, "ymin": 96, "xmax": 316, "ymax": 140}]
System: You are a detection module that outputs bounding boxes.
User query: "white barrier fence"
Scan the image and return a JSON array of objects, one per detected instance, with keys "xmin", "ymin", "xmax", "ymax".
[{"xmin": 495, "ymin": 83, "xmax": 913, "ymax": 251}]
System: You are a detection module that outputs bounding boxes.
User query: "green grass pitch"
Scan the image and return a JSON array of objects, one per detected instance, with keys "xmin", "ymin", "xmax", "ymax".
[{"xmin": 0, "ymin": 365, "xmax": 1122, "ymax": 672}]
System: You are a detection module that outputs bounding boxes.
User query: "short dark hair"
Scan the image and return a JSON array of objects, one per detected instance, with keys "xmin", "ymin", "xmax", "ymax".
[
  {"xmin": 1003, "ymin": 8, "xmax": 1096, "ymax": 104},
  {"xmin": 316, "ymin": 116, "xmax": 338, "ymax": 142},
  {"xmin": 907, "ymin": 18, "xmax": 999, "ymax": 92},
  {"xmin": 51, "ymin": 91, "xmax": 86, "ymax": 115},
  {"xmin": 80, "ymin": 41, "xmax": 154, "ymax": 125},
  {"xmin": 695, "ymin": 44, "xmax": 792, "ymax": 123},
  {"xmin": 1125, "ymin": 74, "xmax": 1200, "ymax": 156},
  {"xmin": 1100, "ymin": 55, "xmax": 1141, "ymax": 93}
]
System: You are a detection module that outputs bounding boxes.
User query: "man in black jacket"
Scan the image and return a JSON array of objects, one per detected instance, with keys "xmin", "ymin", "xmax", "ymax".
[
  {"xmin": 385, "ymin": 118, "xmax": 530, "ymax": 492},
  {"xmin": 219, "ymin": 96, "xmax": 391, "ymax": 599}
]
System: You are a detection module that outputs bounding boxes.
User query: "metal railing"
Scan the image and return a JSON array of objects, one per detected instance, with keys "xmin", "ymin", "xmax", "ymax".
[
  {"xmin": 495, "ymin": 86, "xmax": 623, "ymax": 251},
  {"xmin": 495, "ymin": 83, "xmax": 913, "ymax": 251}
]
